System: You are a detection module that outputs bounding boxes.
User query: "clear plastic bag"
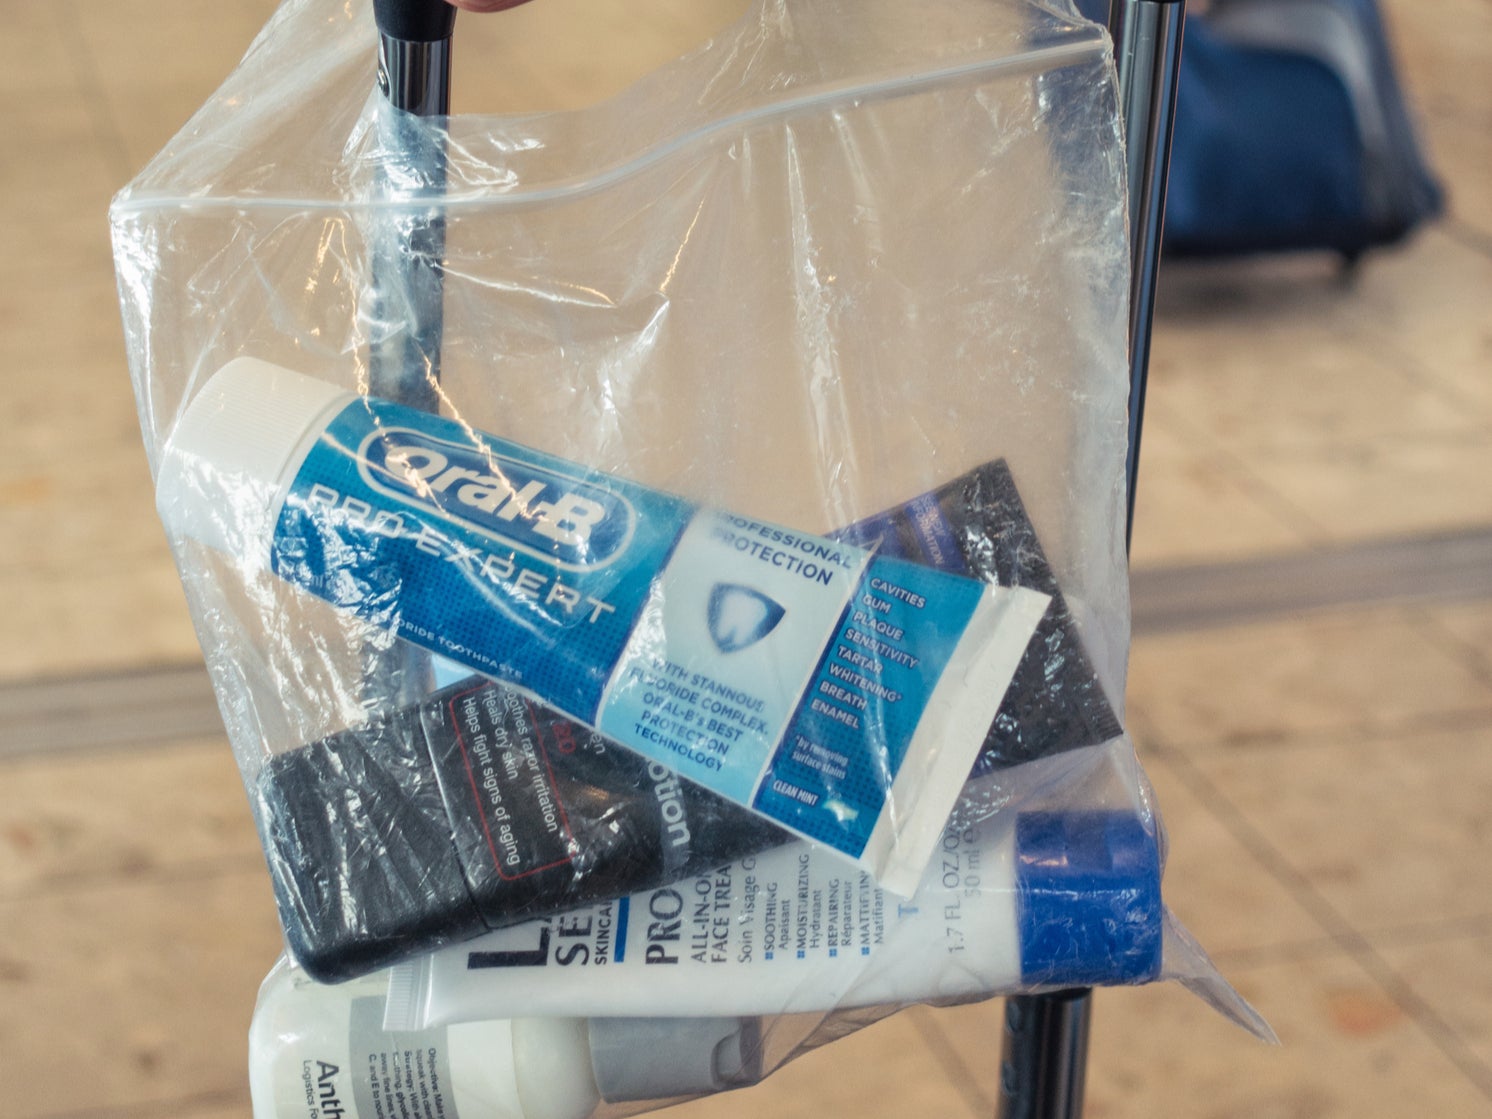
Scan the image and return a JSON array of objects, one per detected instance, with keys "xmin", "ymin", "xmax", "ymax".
[{"xmin": 111, "ymin": 0, "xmax": 1267, "ymax": 1113}]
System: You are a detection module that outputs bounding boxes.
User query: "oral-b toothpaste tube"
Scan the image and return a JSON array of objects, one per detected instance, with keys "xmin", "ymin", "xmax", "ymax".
[
  {"xmin": 255, "ymin": 459, "xmax": 1122, "ymax": 983},
  {"xmin": 156, "ymin": 358, "xmax": 1050, "ymax": 894},
  {"xmin": 383, "ymin": 809, "xmax": 1164, "ymax": 1027}
]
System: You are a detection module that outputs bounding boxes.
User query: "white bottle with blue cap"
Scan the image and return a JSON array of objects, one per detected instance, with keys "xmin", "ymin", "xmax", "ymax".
[{"xmin": 386, "ymin": 808, "xmax": 1165, "ymax": 1028}]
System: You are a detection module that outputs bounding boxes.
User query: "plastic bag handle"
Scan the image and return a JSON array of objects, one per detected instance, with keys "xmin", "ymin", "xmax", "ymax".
[{"xmin": 374, "ymin": 0, "xmax": 456, "ymax": 44}]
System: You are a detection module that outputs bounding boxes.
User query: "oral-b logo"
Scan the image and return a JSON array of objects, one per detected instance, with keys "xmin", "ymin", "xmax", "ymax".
[{"xmin": 357, "ymin": 427, "xmax": 634, "ymax": 569}]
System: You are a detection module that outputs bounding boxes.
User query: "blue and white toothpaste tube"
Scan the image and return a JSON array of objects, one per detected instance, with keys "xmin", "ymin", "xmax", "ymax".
[{"xmin": 157, "ymin": 359, "xmax": 1050, "ymax": 893}]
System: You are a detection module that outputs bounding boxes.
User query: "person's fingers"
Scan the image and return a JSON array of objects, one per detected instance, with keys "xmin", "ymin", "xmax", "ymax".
[{"xmin": 446, "ymin": 0, "xmax": 536, "ymax": 11}]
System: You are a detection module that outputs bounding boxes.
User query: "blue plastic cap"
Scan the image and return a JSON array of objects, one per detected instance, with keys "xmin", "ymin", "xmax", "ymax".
[{"xmin": 1016, "ymin": 811, "xmax": 1164, "ymax": 987}]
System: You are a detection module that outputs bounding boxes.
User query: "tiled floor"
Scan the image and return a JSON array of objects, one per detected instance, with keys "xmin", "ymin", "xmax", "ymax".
[{"xmin": 2, "ymin": 0, "xmax": 1491, "ymax": 1116}]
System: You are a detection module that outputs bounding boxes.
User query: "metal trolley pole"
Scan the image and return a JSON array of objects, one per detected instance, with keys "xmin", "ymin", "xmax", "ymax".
[
  {"xmin": 995, "ymin": 0, "xmax": 1186, "ymax": 1115},
  {"xmin": 370, "ymin": 0, "xmax": 453, "ymax": 410},
  {"xmin": 1112, "ymin": 0, "xmax": 1188, "ymax": 554},
  {"xmin": 362, "ymin": 0, "xmax": 456, "ymax": 709}
]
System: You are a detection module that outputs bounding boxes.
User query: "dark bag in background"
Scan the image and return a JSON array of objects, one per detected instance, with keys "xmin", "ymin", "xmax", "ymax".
[{"xmin": 1161, "ymin": 0, "xmax": 1444, "ymax": 259}]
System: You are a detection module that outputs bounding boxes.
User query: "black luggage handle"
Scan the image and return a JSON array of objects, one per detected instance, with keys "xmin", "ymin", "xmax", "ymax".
[
  {"xmin": 997, "ymin": 0, "xmax": 1187, "ymax": 1116},
  {"xmin": 368, "ymin": 0, "xmax": 452, "ymax": 413},
  {"xmin": 374, "ymin": 0, "xmax": 457, "ymax": 43},
  {"xmin": 375, "ymin": 0, "xmax": 455, "ymax": 116},
  {"xmin": 364, "ymin": 0, "xmax": 455, "ymax": 705}
]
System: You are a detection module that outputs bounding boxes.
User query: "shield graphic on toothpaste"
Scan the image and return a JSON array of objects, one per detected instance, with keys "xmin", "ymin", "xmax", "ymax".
[{"xmin": 707, "ymin": 584, "xmax": 786, "ymax": 653}]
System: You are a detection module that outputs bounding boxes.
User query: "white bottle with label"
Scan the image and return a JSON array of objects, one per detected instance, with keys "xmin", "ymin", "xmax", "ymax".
[{"xmin": 249, "ymin": 959, "xmax": 762, "ymax": 1119}]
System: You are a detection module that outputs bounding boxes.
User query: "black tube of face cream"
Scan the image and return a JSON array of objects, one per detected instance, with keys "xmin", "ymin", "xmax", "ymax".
[
  {"xmin": 257, "ymin": 684, "xmax": 786, "ymax": 982},
  {"xmin": 257, "ymin": 458, "xmax": 1122, "ymax": 981},
  {"xmin": 834, "ymin": 458, "xmax": 1123, "ymax": 775}
]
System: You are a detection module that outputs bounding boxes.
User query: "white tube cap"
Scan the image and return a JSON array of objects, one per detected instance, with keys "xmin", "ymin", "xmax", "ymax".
[{"xmin": 156, "ymin": 357, "xmax": 354, "ymax": 562}]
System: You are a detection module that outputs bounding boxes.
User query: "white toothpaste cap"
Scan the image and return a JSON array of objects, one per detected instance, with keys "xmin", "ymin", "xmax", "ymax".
[{"xmin": 156, "ymin": 357, "xmax": 355, "ymax": 562}]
